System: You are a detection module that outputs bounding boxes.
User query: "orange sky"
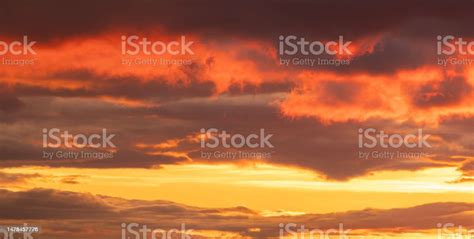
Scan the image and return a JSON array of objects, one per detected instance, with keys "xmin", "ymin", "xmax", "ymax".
[{"xmin": 0, "ymin": 1, "xmax": 473, "ymax": 238}]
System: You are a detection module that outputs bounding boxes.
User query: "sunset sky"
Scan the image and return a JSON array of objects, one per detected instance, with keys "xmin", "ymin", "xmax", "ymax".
[{"xmin": 0, "ymin": 0, "xmax": 473, "ymax": 239}]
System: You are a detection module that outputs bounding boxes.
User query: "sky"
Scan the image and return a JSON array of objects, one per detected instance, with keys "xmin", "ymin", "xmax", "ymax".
[{"xmin": 0, "ymin": 0, "xmax": 473, "ymax": 239}]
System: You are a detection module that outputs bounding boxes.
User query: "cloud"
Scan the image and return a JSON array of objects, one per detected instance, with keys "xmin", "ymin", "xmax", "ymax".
[
  {"xmin": 1, "ymin": 93, "xmax": 472, "ymax": 180},
  {"xmin": 1, "ymin": 0, "xmax": 473, "ymax": 42},
  {"xmin": 0, "ymin": 189, "xmax": 114, "ymax": 219},
  {"xmin": 0, "ymin": 1, "xmax": 472, "ymax": 181},
  {"xmin": 0, "ymin": 189, "xmax": 472, "ymax": 238},
  {"xmin": 0, "ymin": 172, "xmax": 42, "ymax": 185},
  {"xmin": 0, "ymin": 85, "xmax": 24, "ymax": 113},
  {"xmin": 279, "ymin": 69, "xmax": 474, "ymax": 124},
  {"xmin": 412, "ymin": 76, "xmax": 472, "ymax": 108}
]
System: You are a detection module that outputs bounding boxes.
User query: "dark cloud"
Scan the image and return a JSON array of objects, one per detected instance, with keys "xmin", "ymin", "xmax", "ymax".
[
  {"xmin": 0, "ymin": 85, "xmax": 24, "ymax": 113},
  {"xmin": 317, "ymin": 80, "xmax": 361, "ymax": 105},
  {"xmin": 344, "ymin": 35, "xmax": 437, "ymax": 74},
  {"xmin": 431, "ymin": 115, "xmax": 474, "ymax": 165},
  {"xmin": 153, "ymin": 98, "xmax": 446, "ymax": 180},
  {"xmin": 1, "ymin": 0, "xmax": 473, "ymax": 42},
  {"xmin": 59, "ymin": 175, "xmax": 83, "ymax": 184},
  {"xmin": 7, "ymin": 67, "xmax": 216, "ymax": 101},
  {"xmin": 0, "ymin": 172, "xmax": 42, "ymax": 185},
  {"xmin": 459, "ymin": 160, "xmax": 474, "ymax": 176},
  {"xmin": 2, "ymin": 94, "xmax": 473, "ymax": 180},
  {"xmin": 227, "ymin": 81, "xmax": 295, "ymax": 96},
  {"xmin": 412, "ymin": 76, "xmax": 472, "ymax": 108},
  {"xmin": 0, "ymin": 189, "xmax": 115, "ymax": 219},
  {"xmin": 0, "ymin": 139, "xmax": 40, "ymax": 161}
]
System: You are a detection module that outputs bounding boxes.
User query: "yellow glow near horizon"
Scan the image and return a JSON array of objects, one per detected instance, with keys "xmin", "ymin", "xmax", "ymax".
[{"xmin": 2, "ymin": 163, "xmax": 473, "ymax": 213}]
